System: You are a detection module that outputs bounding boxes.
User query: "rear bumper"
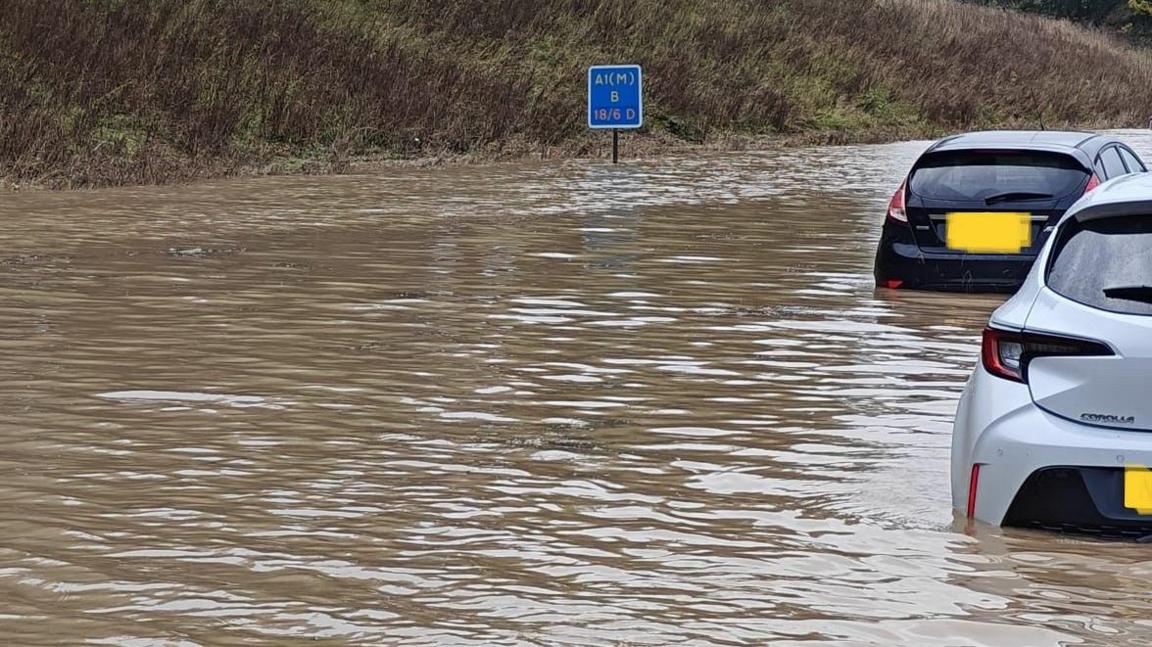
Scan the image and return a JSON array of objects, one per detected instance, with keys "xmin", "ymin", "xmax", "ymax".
[
  {"xmin": 957, "ymin": 391, "xmax": 1152, "ymax": 531},
  {"xmin": 874, "ymin": 220, "xmax": 1037, "ymax": 293}
]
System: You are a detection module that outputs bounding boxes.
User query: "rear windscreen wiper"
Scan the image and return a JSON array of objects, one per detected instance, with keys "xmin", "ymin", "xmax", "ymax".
[
  {"xmin": 1103, "ymin": 285, "xmax": 1152, "ymax": 303},
  {"xmin": 984, "ymin": 191, "xmax": 1054, "ymax": 205}
]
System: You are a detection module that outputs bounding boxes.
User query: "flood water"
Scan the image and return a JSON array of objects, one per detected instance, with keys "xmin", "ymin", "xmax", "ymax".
[{"xmin": 3, "ymin": 131, "xmax": 1152, "ymax": 645}]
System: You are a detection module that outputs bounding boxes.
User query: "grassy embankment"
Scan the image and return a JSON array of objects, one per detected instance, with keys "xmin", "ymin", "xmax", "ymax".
[{"xmin": 5, "ymin": 0, "xmax": 1152, "ymax": 188}]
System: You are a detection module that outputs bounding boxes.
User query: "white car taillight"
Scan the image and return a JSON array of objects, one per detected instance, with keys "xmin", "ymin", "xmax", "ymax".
[{"xmin": 981, "ymin": 327, "xmax": 1113, "ymax": 383}]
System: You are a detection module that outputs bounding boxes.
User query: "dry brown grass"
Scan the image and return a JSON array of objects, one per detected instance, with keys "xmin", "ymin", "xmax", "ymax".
[
  {"xmin": 2, "ymin": 0, "xmax": 1152, "ymax": 188},
  {"xmin": 798, "ymin": 0, "xmax": 1152, "ymax": 125}
]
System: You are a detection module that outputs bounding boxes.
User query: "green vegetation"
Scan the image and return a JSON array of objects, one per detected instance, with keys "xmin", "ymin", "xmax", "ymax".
[
  {"xmin": 967, "ymin": 0, "xmax": 1152, "ymax": 38},
  {"xmin": 5, "ymin": 0, "xmax": 1152, "ymax": 188},
  {"xmin": 967, "ymin": 0, "xmax": 1133, "ymax": 22}
]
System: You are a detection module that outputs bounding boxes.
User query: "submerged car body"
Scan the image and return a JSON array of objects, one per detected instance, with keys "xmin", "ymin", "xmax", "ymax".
[
  {"xmin": 876, "ymin": 131, "xmax": 1146, "ymax": 293},
  {"xmin": 953, "ymin": 172, "xmax": 1152, "ymax": 535}
]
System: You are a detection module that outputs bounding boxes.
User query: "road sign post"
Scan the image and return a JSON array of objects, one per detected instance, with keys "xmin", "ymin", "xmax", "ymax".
[{"xmin": 588, "ymin": 65, "xmax": 642, "ymax": 164}]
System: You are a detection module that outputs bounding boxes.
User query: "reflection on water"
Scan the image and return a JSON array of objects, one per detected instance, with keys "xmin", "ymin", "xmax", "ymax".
[{"xmin": 2, "ymin": 131, "xmax": 1152, "ymax": 644}]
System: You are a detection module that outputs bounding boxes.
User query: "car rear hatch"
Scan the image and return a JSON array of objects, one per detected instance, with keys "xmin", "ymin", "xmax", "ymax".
[
  {"xmin": 906, "ymin": 150, "xmax": 1091, "ymax": 255},
  {"xmin": 1026, "ymin": 214, "xmax": 1152, "ymax": 431}
]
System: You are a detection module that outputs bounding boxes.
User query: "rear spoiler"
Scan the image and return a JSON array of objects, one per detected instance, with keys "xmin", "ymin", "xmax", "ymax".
[
  {"xmin": 918, "ymin": 146, "xmax": 1093, "ymax": 172},
  {"xmin": 1073, "ymin": 199, "xmax": 1152, "ymax": 223}
]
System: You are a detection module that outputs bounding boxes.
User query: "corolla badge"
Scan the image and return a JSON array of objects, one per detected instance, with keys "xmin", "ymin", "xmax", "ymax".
[{"xmin": 1081, "ymin": 412, "xmax": 1136, "ymax": 425}]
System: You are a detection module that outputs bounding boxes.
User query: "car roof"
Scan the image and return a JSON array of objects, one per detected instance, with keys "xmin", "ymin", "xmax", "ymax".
[
  {"xmin": 927, "ymin": 130, "xmax": 1116, "ymax": 162},
  {"xmin": 1063, "ymin": 172, "xmax": 1152, "ymax": 224}
]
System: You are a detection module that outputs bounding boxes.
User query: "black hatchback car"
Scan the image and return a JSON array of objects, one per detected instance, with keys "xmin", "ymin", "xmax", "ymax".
[{"xmin": 874, "ymin": 131, "xmax": 1147, "ymax": 292}]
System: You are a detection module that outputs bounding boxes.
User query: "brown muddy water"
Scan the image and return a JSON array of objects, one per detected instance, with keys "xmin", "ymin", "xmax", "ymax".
[{"xmin": 3, "ymin": 132, "xmax": 1152, "ymax": 646}]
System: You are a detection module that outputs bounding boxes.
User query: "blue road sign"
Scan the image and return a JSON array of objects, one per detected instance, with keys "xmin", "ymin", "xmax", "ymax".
[{"xmin": 588, "ymin": 65, "xmax": 643, "ymax": 130}]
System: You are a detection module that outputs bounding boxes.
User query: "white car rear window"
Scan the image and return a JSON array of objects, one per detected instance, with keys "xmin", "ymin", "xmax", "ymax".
[{"xmin": 1047, "ymin": 216, "xmax": 1152, "ymax": 315}]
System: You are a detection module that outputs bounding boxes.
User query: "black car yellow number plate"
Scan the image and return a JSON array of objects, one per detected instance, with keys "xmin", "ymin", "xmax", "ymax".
[{"xmin": 946, "ymin": 212, "xmax": 1031, "ymax": 253}]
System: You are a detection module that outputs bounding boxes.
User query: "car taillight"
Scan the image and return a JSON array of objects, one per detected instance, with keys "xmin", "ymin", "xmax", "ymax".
[
  {"xmin": 981, "ymin": 327, "xmax": 1113, "ymax": 383},
  {"xmin": 887, "ymin": 179, "xmax": 907, "ymax": 222},
  {"xmin": 1084, "ymin": 174, "xmax": 1101, "ymax": 193}
]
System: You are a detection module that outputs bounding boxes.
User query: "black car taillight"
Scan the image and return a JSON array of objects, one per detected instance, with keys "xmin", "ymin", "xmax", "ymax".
[
  {"xmin": 982, "ymin": 327, "xmax": 1114, "ymax": 383},
  {"xmin": 886, "ymin": 178, "xmax": 908, "ymax": 222}
]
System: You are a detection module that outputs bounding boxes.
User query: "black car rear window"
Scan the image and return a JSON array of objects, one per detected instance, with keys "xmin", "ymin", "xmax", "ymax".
[
  {"xmin": 909, "ymin": 151, "xmax": 1089, "ymax": 201},
  {"xmin": 1047, "ymin": 216, "xmax": 1152, "ymax": 316}
]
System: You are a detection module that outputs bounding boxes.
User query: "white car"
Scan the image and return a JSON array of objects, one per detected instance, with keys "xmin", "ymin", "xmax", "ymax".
[{"xmin": 952, "ymin": 171, "xmax": 1152, "ymax": 535}]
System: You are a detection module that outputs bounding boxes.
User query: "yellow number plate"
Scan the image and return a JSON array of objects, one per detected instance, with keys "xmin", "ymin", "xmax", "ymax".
[
  {"xmin": 945, "ymin": 212, "xmax": 1032, "ymax": 253},
  {"xmin": 1125, "ymin": 465, "xmax": 1152, "ymax": 515}
]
